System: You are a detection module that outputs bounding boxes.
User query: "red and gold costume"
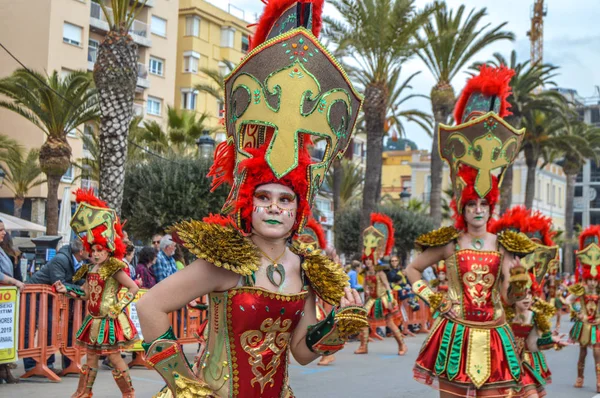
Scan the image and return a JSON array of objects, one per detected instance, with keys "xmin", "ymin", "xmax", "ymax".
[
  {"xmin": 143, "ymin": 1, "xmax": 368, "ymax": 396},
  {"xmin": 489, "ymin": 206, "xmax": 561, "ymax": 396},
  {"xmin": 355, "ymin": 213, "xmax": 406, "ymax": 355},
  {"xmin": 67, "ymin": 189, "xmax": 138, "ymax": 398},
  {"xmin": 568, "ymin": 225, "xmax": 600, "ymax": 390},
  {"xmin": 411, "ymin": 66, "xmax": 536, "ymax": 397}
]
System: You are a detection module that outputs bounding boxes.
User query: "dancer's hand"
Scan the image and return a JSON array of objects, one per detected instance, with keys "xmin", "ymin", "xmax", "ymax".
[
  {"xmin": 53, "ymin": 280, "xmax": 67, "ymax": 294},
  {"xmin": 339, "ymin": 287, "xmax": 362, "ymax": 308}
]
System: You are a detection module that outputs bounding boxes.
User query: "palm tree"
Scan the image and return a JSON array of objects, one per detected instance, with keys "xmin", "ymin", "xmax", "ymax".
[
  {"xmin": 137, "ymin": 106, "xmax": 212, "ymax": 157},
  {"xmin": 194, "ymin": 60, "xmax": 235, "ymax": 133},
  {"xmin": 473, "ymin": 51, "xmax": 560, "ymax": 212},
  {"xmin": 549, "ymin": 121, "xmax": 600, "ymax": 272},
  {"xmin": 2, "ymin": 148, "xmax": 46, "ymax": 218},
  {"xmin": 416, "ymin": 2, "xmax": 514, "ymax": 226},
  {"xmin": 93, "ymin": 0, "xmax": 146, "ymax": 214},
  {"xmin": 325, "ymin": 159, "xmax": 364, "ymax": 210},
  {"xmin": 0, "ymin": 69, "xmax": 99, "ymax": 234},
  {"xmin": 324, "ymin": 0, "xmax": 435, "ymax": 236},
  {"xmin": 0, "ymin": 135, "xmax": 21, "ymax": 161}
]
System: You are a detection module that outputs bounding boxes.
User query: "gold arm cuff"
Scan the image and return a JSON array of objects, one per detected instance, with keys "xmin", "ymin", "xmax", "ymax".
[{"xmin": 412, "ymin": 279, "xmax": 434, "ymax": 305}]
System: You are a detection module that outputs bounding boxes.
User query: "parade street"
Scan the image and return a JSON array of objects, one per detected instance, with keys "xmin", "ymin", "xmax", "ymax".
[{"xmin": 3, "ymin": 322, "xmax": 598, "ymax": 398}]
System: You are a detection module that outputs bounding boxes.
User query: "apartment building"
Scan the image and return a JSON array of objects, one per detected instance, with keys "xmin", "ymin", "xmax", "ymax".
[
  {"xmin": 175, "ymin": 0, "xmax": 252, "ymax": 138},
  {"xmin": 0, "ymin": 0, "xmax": 178, "ymax": 224}
]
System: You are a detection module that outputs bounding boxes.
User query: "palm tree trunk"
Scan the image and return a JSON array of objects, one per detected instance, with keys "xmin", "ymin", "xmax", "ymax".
[
  {"xmin": 46, "ymin": 175, "xmax": 60, "ymax": 235},
  {"xmin": 500, "ymin": 164, "xmax": 513, "ymax": 214},
  {"xmin": 429, "ymin": 121, "xmax": 444, "ymax": 227},
  {"xmin": 13, "ymin": 197, "xmax": 24, "ymax": 218},
  {"xmin": 360, "ymin": 83, "xmax": 387, "ymax": 246},
  {"xmin": 564, "ymin": 172, "xmax": 577, "ymax": 273},
  {"xmin": 94, "ymin": 28, "xmax": 138, "ymax": 215},
  {"xmin": 332, "ymin": 158, "xmax": 342, "ymax": 214},
  {"xmin": 524, "ymin": 145, "xmax": 537, "ymax": 209}
]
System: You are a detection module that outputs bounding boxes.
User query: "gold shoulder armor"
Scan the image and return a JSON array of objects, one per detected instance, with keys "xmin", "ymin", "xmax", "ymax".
[
  {"xmin": 173, "ymin": 220, "xmax": 259, "ymax": 276},
  {"xmin": 73, "ymin": 263, "xmax": 89, "ymax": 282},
  {"xmin": 503, "ymin": 304, "xmax": 515, "ymax": 323},
  {"xmin": 497, "ymin": 230, "xmax": 537, "ymax": 257},
  {"xmin": 415, "ymin": 226, "xmax": 459, "ymax": 251},
  {"xmin": 568, "ymin": 283, "xmax": 585, "ymax": 297},
  {"xmin": 296, "ymin": 248, "xmax": 349, "ymax": 306},
  {"xmin": 532, "ymin": 299, "xmax": 556, "ymax": 334},
  {"xmin": 99, "ymin": 258, "xmax": 127, "ymax": 280}
]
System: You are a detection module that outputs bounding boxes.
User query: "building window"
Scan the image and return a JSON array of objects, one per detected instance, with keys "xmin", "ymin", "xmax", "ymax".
[
  {"xmin": 63, "ymin": 22, "xmax": 82, "ymax": 46},
  {"xmin": 185, "ymin": 16, "xmax": 200, "ymax": 37},
  {"xmin": 183, "ymin": 51, "xmax": 200, "ymax": 73},
  {"xmin": 558, "ymin": 187, "xmax": 562, "ymax": 208},
  {"xmin": 83, "ymin": 125, "xmax": 94, "ymax": 151},
  {"xmin": 220, "ymin": 27, "xmax": 235, "ymax": 48},
  {"xmin": 147, "ymin": 96, "xmax": 162, "ymax": 116},
  {"xmin": 149, "ymin": 56, "xmax": 164, "ymax": 76},
  {"xmin": 353, "ymin": 142, "xmax": 361, "ymax": 156},
  {"xmin": 181, "ymin": 89, "xmax": 198, "ymax": 111},
  {"xmin": 151, "ymin": 15, "xmax": 167, "ymax": 37},
  {"xmin": 551, "ymin": 185, "xmax": 556, "ymax": 206},
  {"xmin": 218, "ymin": 61, "xmax": 229, "ymax": 77},
  {"xmin": 88, "ymin": 39, "xmax": 99, "ymax": 63},
  {"xmin": 546, "ymin": 182, "xmax": 550, "ymax": 203},
  {"xmin": 61, "ymin": 165, "xmax": 74, "ymax": 183},
  {"xmin": 241, "ymin": 34, "xmax": 250, "ymax": 53}
]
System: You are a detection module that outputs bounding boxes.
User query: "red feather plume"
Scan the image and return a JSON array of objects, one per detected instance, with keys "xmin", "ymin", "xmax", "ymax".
[
  {"xmin": 305, "ymin": 217, "xmax": 327, "ymax": 249},
  {"xmin": 453, "ymin": 65, "xmax": 515, "ymax": 124},
  {"xmin": 249, "ymin": 0, "xmax": 325, "ymax": 51},
  {"xmin": 75, "ymin": 188, "xmax": 108, "ymax": 207},
  {"xmin": 579, "ymin": 225, "xmax": 600, "ymax": 250},
  {"xmin": 208, "ymin": 140, "xmax": 236, "ymax": 191},
  {"xmin": 488, "ymin": 206, "xmax": 555, "ymax": 246},
  {"xmin": 370, "ymin": 213, "xmax": 395, "ymax": 256}
]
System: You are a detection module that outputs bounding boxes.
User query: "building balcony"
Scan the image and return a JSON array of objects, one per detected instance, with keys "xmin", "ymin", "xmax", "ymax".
[
  {"xmin": 87, "ymin": 46, "xmax": 97, "ymax": 71},
  {"xmin": 137, "ymin": 62, "xmax": 150, "ymax": 89},
  {"xmin": 90, "ymin": 2, "xmax": 151, "ymax": 47}
]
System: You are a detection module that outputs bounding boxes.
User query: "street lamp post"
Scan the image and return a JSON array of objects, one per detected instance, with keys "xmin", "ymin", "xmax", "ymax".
[
  {"xmin": 400, "ymin": 188, "xmax": 411, "ymax": 207},
  {"xmin": 197, "ymin": 130, "xmax": 216, "ymax": 160}
]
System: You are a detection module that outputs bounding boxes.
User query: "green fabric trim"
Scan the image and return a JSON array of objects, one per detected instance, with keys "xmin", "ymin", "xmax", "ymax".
[
  {"xmin": 524, "ymin": 362, "xmax": 546, "ymax": 386},
  {"xmin": 434, "ymin": 321, "xmax": 454, "ymax": 375},
  {"xmin": 97, "ymin": 318, "xmax": 107, "ymax": 344},
  {"xmin": 108, "ymin": 319, "xmax": 116, "ymax": 345},
  {"xmin": 447, "ymin": 323, "xmax": 465, "ymax": 381},
  {"xmin": 373, "ymin": 299, "xmax": 384, "ymax": 319},
  {"xmin": 535, "ymin": 351, "xmax": 548, "ymax": 373},
  {"xmin": 593, "ymin": 325, "xmax": 598, "ymax": 345},
  {"xmin": 532, "ymin": 350, "xmax": 541, "ymax": 374},
  {"xmin": 571, "ymin": 321, "xmax": 582, "ymax": 340},
  {"xmin": 497, "ymin": 325, "xmax": 521, "ymax": 379},
  {"xmin": 142, "ymin": 326, "xmax": 176, "ymax": 354},
  {"xmin": 305, "ymin": 309, "xmax": 336, "ymax": 353},
  {"xmin": 65, "ymin": 285, "xmax": 85, "ymax": 297},
  {"xmin": 537, "ymin": 332, "xmax": 553, "ymax": 348},
  {"xmin": 76, "ymin": 315, "xmax": 92, "ymax": 339}
]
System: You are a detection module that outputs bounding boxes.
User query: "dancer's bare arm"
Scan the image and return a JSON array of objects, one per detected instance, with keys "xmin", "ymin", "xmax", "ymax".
[{"xmin": 405, "ymin": 243, "xmax": 453, "ymax": 284}]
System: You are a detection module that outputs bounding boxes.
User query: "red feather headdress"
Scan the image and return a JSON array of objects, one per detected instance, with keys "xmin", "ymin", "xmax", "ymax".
[{"xmin": 362, "ymin": 213, "xmax": 395, "ymax": 261}]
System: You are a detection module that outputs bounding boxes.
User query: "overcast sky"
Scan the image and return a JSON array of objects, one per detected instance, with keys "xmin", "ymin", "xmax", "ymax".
[{"xmin": 209, "ymin": 0, "xmax": 600, "ymax": 151}]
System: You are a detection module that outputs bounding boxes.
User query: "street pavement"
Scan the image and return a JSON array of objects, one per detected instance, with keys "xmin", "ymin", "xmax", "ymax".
[{"xmin": 3, "ymin": 321, "xmax": 600, "ymax": 397}]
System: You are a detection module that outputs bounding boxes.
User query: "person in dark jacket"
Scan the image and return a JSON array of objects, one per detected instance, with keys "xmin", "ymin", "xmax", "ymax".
[{"xmin": 23, "ymin": 239, "xmax": 89, "ymax": 373}]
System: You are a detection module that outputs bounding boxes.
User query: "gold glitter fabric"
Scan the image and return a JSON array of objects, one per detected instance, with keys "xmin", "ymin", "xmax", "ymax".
[
  {"xmin": 98, "ymin": 257, "xmax": 128, "ymax": 281},
  {"xmin": 427, "ymin": 292, "xmax": 445, "ymax": 314},
  {"xmin": 73, "ymin": 263, "xmax": 90, "ymax": 282},
  {"xmin": 497, "ymin": 230, "xmax": 537, "ymax": 256},
  {"xmin": 568, "ymin": 283, "xmax": 585, "ymax": 297},
  {"xmin": 172, "ymin": 220, "xmax": 260, "ymax": 276},
  {"xmin": 294, "ymin": 246, "xmax": 349, "ymax": 306},
  {"xmin": 532, "ymin": 299, "xmax": 556, "ymax": 334},
  {"xmin": 415, "ymin": 226, "xmax": 459, "ymax": 251}
]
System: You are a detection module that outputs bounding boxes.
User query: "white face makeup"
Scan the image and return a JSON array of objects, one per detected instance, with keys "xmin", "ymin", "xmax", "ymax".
[
  {"xmin": 515, "ymin": 293, "xmax": 533, "ymax": 312},
  {"xmin": 251, "ymin": 183, "xmax": 298, "ymax": 240},
  {"xmin": 463, "ymin": 198, "xmax": 490, "ymax": 228},
  {"xmin": 91, "ymin": 245, "xmax": 110, "ymax": 266}
]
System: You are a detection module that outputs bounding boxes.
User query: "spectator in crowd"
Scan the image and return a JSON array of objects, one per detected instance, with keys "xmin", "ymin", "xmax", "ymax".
[
  {"xmin": 2, "ymin": 233, "xmax": 22, "ymax": 282},
  {"xmin": 174, "ymin": 245, "xmax": 186, "ymax": 271},
  {"xmin": 135, "ymin": 247, "xmax": 158, "ymax": 289},
  {"xmin": 152, "ymin": 234, "xmax": 178, "ymax": 282},
  {"xmin": 0, "ymin": 220, "xmax": 24, "ymax": 383},
  {"xmin": 24, "ymin": 239, "xmax": 88, "ymax": 373},
  {"xmin": 347, "ymin": 260, "xmax": 363, "ymax": 291},
  {"xmin": 151, "ymin": 233, "xmax": 163, "ymax": 252},
  {"xmin": 124, "ymin": 243, "xmax": 137, "ymax": 280}
]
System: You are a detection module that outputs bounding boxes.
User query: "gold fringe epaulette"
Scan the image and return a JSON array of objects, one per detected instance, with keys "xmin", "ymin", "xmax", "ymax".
[
  {"xmin": 173, "ymin": 220, "xmax": 259, "ymax": 276},
  {"xmin": 428, "ymin": 292, "xmax": 444, "ymax": 314},
  {"xmin": 497, "ymin": 230, "xmax": 536, "ymax": 256},
  {"xmin": 99, "ymin": 257, "xmax": 127, "ymax": 280},
  {"xmin": 173, "ymin": 372, "xmax": 214, "ymax": 397},
  {"xmin": 415, "ymin": 226, "xmax": 459, "ymax": 251},
  {"xmin": 532, "ymin": 298, "xmax": 556, "ymax": 334},
  {"xmin": 568, "ymin": 283, "xmax": 585, "ymax": 297},
  {"xmin": 73, "ymin": 263, "xmax": 89, "ymax": 282},
  {"xmin": 294, "ymin": 247, "xmax": 349, "ymax": 306}
]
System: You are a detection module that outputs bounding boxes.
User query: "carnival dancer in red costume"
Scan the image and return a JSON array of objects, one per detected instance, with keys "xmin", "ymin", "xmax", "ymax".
[
  {"xmin": 354, "ymin": 213, "xmax": 407, "ymax": 356},
  {"xmin": 54, "ymin": 189, "xmax": 139, "ymax": 398},
  {"xmin": 566, "ymin": 225, "xmax": 600, "ymax": 391},
  {"xmin": 489, "ymin": 206, "xmax": 568, "ymax": 397},
  {"xmin": 406, "ymin": 65, "xmax": 537, "ymax": 397},
  {"xmin": 432, "ymin": 262, "xmax": 449, "ymax": 293},
  {"xmin": 135, "ymin": 1, "xmax": 368, "ymax": 397}
]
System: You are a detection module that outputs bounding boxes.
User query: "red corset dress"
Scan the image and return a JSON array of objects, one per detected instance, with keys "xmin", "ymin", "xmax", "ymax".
[
  {"xmin": 510, "ymin": 320, "xmax": 549, "ymax": 396},
  {"xmin": 76, "ymin": 272, "xmax": 138, "ymax": 354},
  {"xmin": 413, "ymin": 249, "xmax": 521, "ymax": 397}
]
